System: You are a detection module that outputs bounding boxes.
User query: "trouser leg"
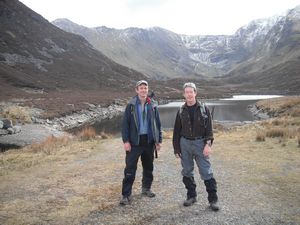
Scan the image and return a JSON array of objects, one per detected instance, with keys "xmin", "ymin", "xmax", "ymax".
[
  {"xmin": 193, "ymin": 139, "xmax": 218, "ymax": 203},
  {"xmin": 180, "ymin": 137, "xmax": 196, "ymax": 198},
  {"xmin": 182, "ymin": 176, "xmax": 197, "ymax": 198},
  {"xmin": 122, "ymin": 146, "xmax": 141, "ymax": 197},
  {"xmin": 204, "ymin": 177, "xmax": 218, "ymax": 203},
  {"xmin": 141, "ymin": 144, "xmax": 154, "ymax": 189}
]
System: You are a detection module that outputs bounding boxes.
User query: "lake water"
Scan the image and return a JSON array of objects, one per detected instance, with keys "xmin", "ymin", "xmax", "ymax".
[{"xmin": 88, "ymin": 95, "xmax": 282, "ymax": 133}]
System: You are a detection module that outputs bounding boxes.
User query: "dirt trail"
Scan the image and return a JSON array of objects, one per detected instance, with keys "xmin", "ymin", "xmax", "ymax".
[{"xmin": 0, "ymin": 127, "xmax": 299, "ymax": 225}]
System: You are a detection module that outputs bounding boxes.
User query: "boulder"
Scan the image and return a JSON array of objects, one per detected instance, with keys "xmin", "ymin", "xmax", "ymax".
[
  {"xmin": 0, "ymin": 129, "xmax": 9, "ymax": 135},
  {"xmin": 2, "ymin": 119, "xmax": 12, "ymax": 129},
  {"xmin": 7, "ymin": 127, "xmax": 14, "ymax": 134}
]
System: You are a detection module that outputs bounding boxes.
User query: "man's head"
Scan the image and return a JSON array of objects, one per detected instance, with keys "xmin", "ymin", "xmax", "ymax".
[
  {"xmin": 183, "ymin": 82, "xmax": 197, "ymax": 105},
  {"xmin": 136, "ymin": 80, "xmax": 149, "ymax": 100}
]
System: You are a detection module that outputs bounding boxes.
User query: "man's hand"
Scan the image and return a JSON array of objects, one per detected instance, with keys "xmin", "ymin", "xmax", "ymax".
[
  {"xmin": 175, "ymin": 153, "xmax": 181, "ymax": 158},
  {"xmin": 155, "ymin": 143, "xmax": 161, "ymax": 151},
  {"xmin": 203, "ymin": 144, "xmax": 211, "ymax": 157},
  {"xmin": 124, "ymin": 142, "xmax": 131, "ymax": 152}
]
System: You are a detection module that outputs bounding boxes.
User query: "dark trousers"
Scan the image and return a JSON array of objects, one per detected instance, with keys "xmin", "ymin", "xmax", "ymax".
[{"xmin": 122, "ymin": 135, "xmax": 154, "ymax": 197}]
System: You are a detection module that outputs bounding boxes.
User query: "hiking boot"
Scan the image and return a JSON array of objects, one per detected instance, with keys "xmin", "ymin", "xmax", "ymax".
[
  {"xmin": 141, "ymin": 188, "xmax": 156, "ymax": 198},
  {"xmin": 183, "ymin": 197, "xmax": 197, "ymax": 207},
  {"xmin": 209, "ymin": 201, "xmax": 220, "ymax": 211},
  {"xmin": 119, "ymin": 196, "xmax": 130, "ymax": 206}
]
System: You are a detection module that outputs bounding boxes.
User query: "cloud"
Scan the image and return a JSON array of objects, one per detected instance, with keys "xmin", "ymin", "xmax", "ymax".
[{"xmin": 20, "ymin": 0, "xmax": 300, "ymax": 35}]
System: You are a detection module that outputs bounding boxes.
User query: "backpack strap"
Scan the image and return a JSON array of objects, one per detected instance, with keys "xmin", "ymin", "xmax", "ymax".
[{"xmin": 199, "ymin": 102, "xmax": 208, "ymax": 128}]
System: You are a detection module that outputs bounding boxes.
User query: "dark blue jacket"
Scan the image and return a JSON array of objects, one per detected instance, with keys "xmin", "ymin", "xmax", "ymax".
[{"xmin": 122, "ymin": 95, "xmax": 162, "ymax": 146}]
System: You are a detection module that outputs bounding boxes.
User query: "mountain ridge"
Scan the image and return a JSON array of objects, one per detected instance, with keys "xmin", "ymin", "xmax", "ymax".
[{"xmin": 53, "ymin": 5, "xmax": 300, "ymax": 81}]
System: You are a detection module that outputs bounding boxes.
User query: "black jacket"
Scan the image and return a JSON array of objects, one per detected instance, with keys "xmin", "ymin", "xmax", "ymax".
[{"xmin": 172, "ymin": 101, "xmax": 214, "ymax": 154}]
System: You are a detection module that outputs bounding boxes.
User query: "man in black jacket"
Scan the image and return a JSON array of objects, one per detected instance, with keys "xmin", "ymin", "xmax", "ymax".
[{"xmin": 173, "ymin": 82, "xmax": 219, "ymax": 211}]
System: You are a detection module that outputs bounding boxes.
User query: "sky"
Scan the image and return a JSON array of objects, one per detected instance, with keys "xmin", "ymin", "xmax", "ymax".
[{"xmin": 19, "ymin": 0, "xmax": 300, "ymax": 35}]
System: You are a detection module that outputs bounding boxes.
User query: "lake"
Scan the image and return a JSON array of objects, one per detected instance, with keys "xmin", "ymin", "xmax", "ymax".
[{"xmin": 89, "ymin": 95, "xmax": 282, "ymax": 133}]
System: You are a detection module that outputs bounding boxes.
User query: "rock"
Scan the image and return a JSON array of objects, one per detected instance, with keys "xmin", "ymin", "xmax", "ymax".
[
  {"xmin": 0, "ymin": 124, "xmax": 67, "ymax": 150},
  {"xmin": 0, "ymin": 121, "xmax": 3, "ymax": 129},
  {"xmin": 2, "ymin": 119, "xmax": 12, "ymax": 129},
  {"xmin": 113, "ymin": 99, "xmax": 126, "ymax": 105},
  {"xmin": 13, "ymin": 125, "xmax": 22, "ymax": 134},
  {"xmin": 0, "ymin": 129, "xmax": 9, "ymax": 135},
  {"xmin": 7, "ymin": 127, "xmax": 14, "ymax": 134}
]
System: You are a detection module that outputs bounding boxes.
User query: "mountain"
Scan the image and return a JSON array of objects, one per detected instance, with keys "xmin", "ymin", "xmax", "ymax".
[
  {"xmin": 53, "ymin": 6, "xmax": 300, "ymax": 86},
  {"xmin": 52, "ymin": 20, "xmax": 205, "ymax": 79},
  {"xmin": 0, "ymin": 0, "xmax": 145, "ymax": 96},
  {"xmin": 52, "ymin": 18, "xmax": 277, "ymax": 78},
  {"xmin": 224, "ymin": 6, "xmax": 300, "ymax": 94}
]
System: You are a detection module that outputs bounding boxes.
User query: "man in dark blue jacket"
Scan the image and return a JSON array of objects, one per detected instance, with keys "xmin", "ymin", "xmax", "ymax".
[{"xmin": 120, "ymin": 80, "xmax": 162, "ymax": 206}]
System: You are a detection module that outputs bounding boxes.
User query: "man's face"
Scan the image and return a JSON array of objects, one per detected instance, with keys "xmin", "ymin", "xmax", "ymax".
[
  {"xmin": 136, "ymin": 84, "xmax": 148, "ymax": 99},
  {"xmin": 183, "ymin": 87, "xmax": 197, "ymax": 102}
]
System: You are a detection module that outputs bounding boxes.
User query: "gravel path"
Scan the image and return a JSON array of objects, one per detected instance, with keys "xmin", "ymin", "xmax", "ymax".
[
  {"xmin": 1, "ymin": 136, "xmax": 298, "ymax": 225},
  {"xmin": 80, "ymin": 138, "xmax": 297, "ymax": 225}
]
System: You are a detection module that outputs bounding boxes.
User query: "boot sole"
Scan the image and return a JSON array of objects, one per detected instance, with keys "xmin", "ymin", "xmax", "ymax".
[{"xmin": 183, "ymin": 199, "xmax": 197, "ymax": 207}]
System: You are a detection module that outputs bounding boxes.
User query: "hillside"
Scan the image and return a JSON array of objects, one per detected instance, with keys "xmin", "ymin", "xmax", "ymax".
[
  {"xmin": 52, "ymin": 20, "xmax": 205, "ymax": 79},
  {"xmin": 0, "ymin": 0, "xmax": 147, "ymax": 107},
  {"xmin": 53, "ymin": 6, "xmax": 300, "ymax": 94}
]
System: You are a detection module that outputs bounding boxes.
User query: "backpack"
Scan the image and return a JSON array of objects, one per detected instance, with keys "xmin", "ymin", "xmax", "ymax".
[{"xmin": 179, "ymin": 102, "xmax": 209, "ymax": 128}]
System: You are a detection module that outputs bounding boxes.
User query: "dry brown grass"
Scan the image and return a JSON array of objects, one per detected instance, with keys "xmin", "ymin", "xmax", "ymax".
[
  {"xmin": 0, "ymin": 105, "xmax": 32, "ymax": 124},
  {"xmin": 76, "ymin": 127, "xmax": 96, "ymax": 141},
  {"xmin": 265, "ymin": 128, "xmax": 286, "ymax": 138},
  {"xmin": 0, "ymin": 138, "xmax": 122, "ymax": 225},
  {"xmin": 162, "ymin": 130, "xmax": 173, "ymax": 139},
  {"xmin": 271, "ymin": 118, "xmax": 282, "ymax": 126},
  {"xmin": 255, "ymin": 130, "xmax": 266, "ymax": 142},
  {"xmin": 215, "ymin": 124, "xmax": 300, "ymax": 222},
  {"xmin": 99, "ymin": 131, "xmax": 112, "ymax": 139},
  {"xmin": 256, "ymin": 96, "xmax": 300, "ymax": 117},
  {"xmin": 30, "ymin": 135, "xmax": 71, "ymax": 155}
]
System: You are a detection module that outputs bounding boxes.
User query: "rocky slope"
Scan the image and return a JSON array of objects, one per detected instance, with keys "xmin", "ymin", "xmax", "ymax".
[
  {"xmin": 0, "ymin": 0, "xmax": 145, "ymax": 96},
  {"xmin": 53, "ymin": 5, "xmax": 300, "ymax": 82}
]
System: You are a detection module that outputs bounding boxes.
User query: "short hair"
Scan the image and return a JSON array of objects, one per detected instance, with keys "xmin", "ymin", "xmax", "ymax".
[{"xmin": 183, "ymin": 82, "xmax": 196, "ymax": 92}]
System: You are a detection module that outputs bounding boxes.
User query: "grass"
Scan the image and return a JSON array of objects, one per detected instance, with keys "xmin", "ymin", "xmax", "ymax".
[
  {"xmin": 265, "ymin": 128, "xmax": 285, "ymax": 137},
  {"xmin": 0, "ymin": 137, "xmax": 123, "ymax": 224},
  {"xmin": 256, "ymin": 96, "xmax": 300, "ymax": 117},
  {"xmin": 30, "ymin": 135, "xmax": 71, "ymax": 155},
  {"xmin": 255, "ymin": 130, "xmax": 266, "ymax": 142},
  {"xmin": 76, "ymin": 127, "xmax": 96, "ymax": 141},
  {"xmin": 215, "ymin": 124, "xmax": 300, "ymax": 223},
  {"xmin": 162, "ymin": 130, "xmax": 173, "ymax": 139},
  {"xmin": 0, "ymin": 104, "xmax": 32, "ymax": 124}
]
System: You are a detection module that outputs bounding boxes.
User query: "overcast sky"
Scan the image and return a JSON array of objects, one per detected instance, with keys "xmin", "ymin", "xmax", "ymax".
[{"xmin": 19, "ymin": 0, "xmax": 300, "ymax": 35}]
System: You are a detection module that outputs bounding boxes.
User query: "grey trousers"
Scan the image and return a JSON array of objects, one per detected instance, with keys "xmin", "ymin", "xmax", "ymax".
[{"xmin": 180, "ymin": 137, "xmax": 213, "ymax": 181}]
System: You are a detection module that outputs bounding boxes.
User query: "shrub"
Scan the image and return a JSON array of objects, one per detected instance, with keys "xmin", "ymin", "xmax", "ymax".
[
  {"xmin": 162, "ymin": 130, "xmax": 173, "ymax": 139},
  {"xmin": 30, "ymin": 135, "xmax": 71, "ymax": 154},
  {"xmin": 271, "ymin": 119, "xmax": 281, "ymax": 126},
  {"xmin": 256, "ymin": 130, "xmax": 266, "ymax": 142},
  {"xmin": 77, "ymin": 127, "xmax": 96, "ymax": 141},
  {"xmin": 1, "ymin": 105, "xmax": 32, "ymax": 124},
  {"xmin": 100, "ymin": 131, "xmax": 110, "ymax": 139},
  {"xmin": 289, "ymin": 108, "xmax": 300, "ymax": 117},
  {"xmin": 266, "ymin": 128, "xmax": 286, "ymax": 138}
]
